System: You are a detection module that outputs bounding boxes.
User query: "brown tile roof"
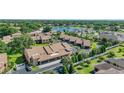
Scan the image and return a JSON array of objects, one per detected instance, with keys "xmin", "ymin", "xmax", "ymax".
[
  {"xmin": 43, "ymin": 46, "xmax": 54, "ymax": 54},
  {"xmin": 60, "ymin": 34, "xmax": 91, "ymax": 47},
  {"xmin": 40, "ymin": 35, "xmax": 51, "ymax": 40},
  {"xmin": 28, "ymin": 31, "xmax": 42, "ymax": 36},
  {"xmin": 12, "ymin": 32, "xmax": 22, "ymax": 38},
  {"xmin": 24, "ymin": 43, "xmax": 72, "ymax": 63},
  {"xmin": 64, "ymin": 35, "xmax": 70, "ymax": 41},
  {"xmin": 30, "ymin": 32, "xmax": 51, "ymax": 41},
  {"xmin": 75, "ymin": 38, "xmax": 83, "ymax": 45},
  {"xmin": 60, "ymin": 34, "xmax": 65, "ymax": 39},
  {"xmin": 69, "ymin": 36, "xmax": 77, "ymax": 42},
  {"xmin": 44, "ymin": 32, "xmax": 53, "ymax": 36},
  {"xmin": 83, "ymin": 40, "xmax": 91, "ymax": 47}
]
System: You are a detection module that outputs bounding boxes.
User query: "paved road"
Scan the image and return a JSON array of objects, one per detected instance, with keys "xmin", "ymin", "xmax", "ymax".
[{"xmin": 11, "ymin": 63, "xmax": 62, "ymax": 74}]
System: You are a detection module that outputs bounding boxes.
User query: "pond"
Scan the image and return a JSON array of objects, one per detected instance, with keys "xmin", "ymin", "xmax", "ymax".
[{"xmin": 52, "ymin": 26, "xmax": 86, "ymax": 32}]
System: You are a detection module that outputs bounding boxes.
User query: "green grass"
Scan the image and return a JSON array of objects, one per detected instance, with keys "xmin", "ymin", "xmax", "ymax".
[
  {"xmin": 75, "ymin": 59, "xmax": 99, "ymax": 74},
  {"xmin": 107, "ymin": 45, "xmax": 124, "ymax": 58},
  {"xmin": 8, "ymin": 53, "xmax": 24, "ymax": 64},
  {"xmin": 75, "ymin": 43, "xmax": 124, "ymax": 74},
  {"xmin": 32, "ymin": 66, "xmax": 39, "ymax": 71},
  {"xmin": 32, "ymin": 43, "xmax": 49, "ymax": 47}
]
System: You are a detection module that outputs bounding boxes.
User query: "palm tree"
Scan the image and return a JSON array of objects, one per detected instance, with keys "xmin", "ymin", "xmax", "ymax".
[{"xmin": 61, "ymin": 56, "xmax": 75, "ymax": 74}]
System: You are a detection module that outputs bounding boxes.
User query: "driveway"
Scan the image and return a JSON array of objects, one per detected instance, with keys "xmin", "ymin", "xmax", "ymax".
[{"xmin": 11, "ymin": 60, "xmax": 62, "ymax": 74}]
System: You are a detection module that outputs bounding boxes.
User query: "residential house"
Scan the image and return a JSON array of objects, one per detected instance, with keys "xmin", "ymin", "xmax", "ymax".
[
  {"xmin": 12, "ymin": 32, "xmax": 22, "ymax": 38},
  {"xmin": 75, "ymin": 38, "xmax": 83, "ymax": 46},
  {"xmin": 0, "ymin": 53, "xmax": 7, "ymax": 73},
  {"xmin": 99, "ymin": 31, "xmax": 124, "ymax": 42},
  {"xmin": 96, "ymin": 68, "xmax": 124, "ymax": 74},
  {"xmin": 82, "ymin": 39, "xmax": 91, "ymax": 48},
  {"xmin": 28, "ymin": 31, "xmax": 52, "ymax": 44},
  {"xmin": 24, "ymin": 42, "xmax": 72, "ymax": 66},
  {"xmin": 69, "ymin": 36, "xmax": 78, "ymax": 44},
  {"xmin": 28, "ymin": 30, "xmax": 41, "ymax": 36},
  {"xmin": 94, "ymin": 58, "xmax": 124, "ymax": 74},
  {"xmin": 60, "ymin": 34, "xmax": 91, "ymax": 48},
  {"xmin": 2, "ymin": 35, "xmax": 13, "ymax": 44},
  {"xmin": 2, "ymin": 32, "xmax": 22, "ymax": 44},
  {"xmin": 105, "ymin": 58, "xmax": 124, "ymax": 69},
  {"xmin": 94, "ymin": 62, "xmax": 123, "ymax": 72}
]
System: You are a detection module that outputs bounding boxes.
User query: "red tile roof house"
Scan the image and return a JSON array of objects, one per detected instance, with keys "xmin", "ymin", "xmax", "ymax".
[
  {"xmin": 2, "ymin": 35, "xmax": 13, "ymax": 44},
  {"xmin": 12, "ymin": 32, "xmax": 22, "ymax": 38},
  {"xmin": 60, "ymin": 34, "xmax": 91, "ymax": 48},
  {"xmin": 69, "ymin": 36, "xmax": 78, "ymax": 44},
  {"xmin": 31, "ymin": 33, "xmax": 51, "ymax": 44},
  {"xmin": 59, "ymin": 34, "xmax": 70, "ymax": 41},
  {"xmin": 75, "ymin": 38, "xmax": 83, "ymax": 47},
  {"xmin": 24, "ymin": 42, "xmax": 72, "ymax": 66},
  {"xmin": 0, "ymin": 53, "xmax": 8, "ymax": 73},
  {"xmin": 2, "ymin": 32, "xmax": 22, "ymax": 44},
  {"xmin": 28, "ymin": 30, "xmax": 42, "ymax": 36},
  {"xmin": 82, "ymin": 39, "xmax": 91, "ymax": 48},
  {"xmin": 63, "ymin": 35, "xmax": 70, "ymax": 42},
  {"xmin": 28, "ymin": 31, "xmax": 52, "ymax": 44}
]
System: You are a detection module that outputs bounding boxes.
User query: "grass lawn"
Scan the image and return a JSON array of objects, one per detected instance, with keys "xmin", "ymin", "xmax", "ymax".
[
  {"xmin": 75, "ymin": 59, "xmax": 99, "ymax": 74},
  {"xmin": 32, "ymin": 43, "xmax": 49, "ymax": 47},
  {"xmin": 107, "ymin": 44, "xmax": 124, "ymax": 58},
  {"xmin": 8, "ymin": 53, "xmax": 24, "ymax": 64},
  {"xmin": 32, "ymin": 66, "xmax": 39, "ymax": 71}
]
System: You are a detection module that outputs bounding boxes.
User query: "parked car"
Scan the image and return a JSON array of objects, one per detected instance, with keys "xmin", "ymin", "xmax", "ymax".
[
  {"xmin": 54, "ymin": 66, "xmax": 63, "ymax": 74},
  {"xmin": 25, "ymin": 64, "xmax": 32, "ymax": 71}
]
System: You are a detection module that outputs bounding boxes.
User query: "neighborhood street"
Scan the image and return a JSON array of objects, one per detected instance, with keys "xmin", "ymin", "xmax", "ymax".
[{"xmin": 11, "ymin": 60, "xmax": 62, "ymax": 74}]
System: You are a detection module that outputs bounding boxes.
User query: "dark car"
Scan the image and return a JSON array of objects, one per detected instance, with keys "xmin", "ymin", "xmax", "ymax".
[
  {"xmin": 25, "ymin": 65, "xmax": 32, "ymax": 71},
  {"xmin": 54, "ymin": 66, "xmax": 63, "ymax": 74}
]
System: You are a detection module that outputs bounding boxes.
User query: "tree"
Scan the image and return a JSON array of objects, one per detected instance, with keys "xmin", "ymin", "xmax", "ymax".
[
  {"xmin": 71, "ymin": 55, "xmax": 76, "ymax": 63},
  {"xmin": 61, "ymin": 57, "xmax": 69, "ymax": 74},
  {"xmin": 118, "ymin": 48, "xmax": 122, "ymax": 53},
  {"xmin": 99, "ymin": 45, "xmax": 106, "ymax": 53},
  {"xmin": 43, "ymin": 25, "xmax": 52, "ymax": 32},
  {"xmin": 0, "ymin": 40, "xmax": 7, "ymax": 53},
  {"xmin": 63, "ymin": 65, "xmax": 69, "ymax": 74},
  {"xmin": 89, "ymin": 49, "xmax": 97, "ymax": 57},
  {"xmin": 77, "ymin": 53, "xmax": 83, "ymax": 61},
  {"xmin": 8, "ymin": 34, "xmax": 35, "ymax": 53},
  {"xmin": 67, "ymin": 57, "xmax": 75, "ymax": 74},
  {"xmin": 61, "ymin": 56, "xmax": 75, "ymax": 74},
  {"xmin": 68, "ymin": 63, "xmax": 75, "ymax": 74},
  {"xmin": 0, "ymin": 25, "xmax": 18, "ymax": 37}
]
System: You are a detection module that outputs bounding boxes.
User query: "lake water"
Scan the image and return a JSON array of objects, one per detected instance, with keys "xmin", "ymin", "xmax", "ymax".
[{"xmin": 52, "ymin": 27, "xmax": 84, "ymax": 32}]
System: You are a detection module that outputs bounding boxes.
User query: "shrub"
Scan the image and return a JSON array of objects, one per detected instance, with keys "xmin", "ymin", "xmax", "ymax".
[
  {"xmin": 77, "ymin": 65, "xmax": 83, "ymax": 70},
  {"xmin": 83, "ymin": 63, "xmax": 89, "ymax": 67},
  {"xmin": 107, "ymin": 51, "xmax": 115, "ymax": 58}
]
